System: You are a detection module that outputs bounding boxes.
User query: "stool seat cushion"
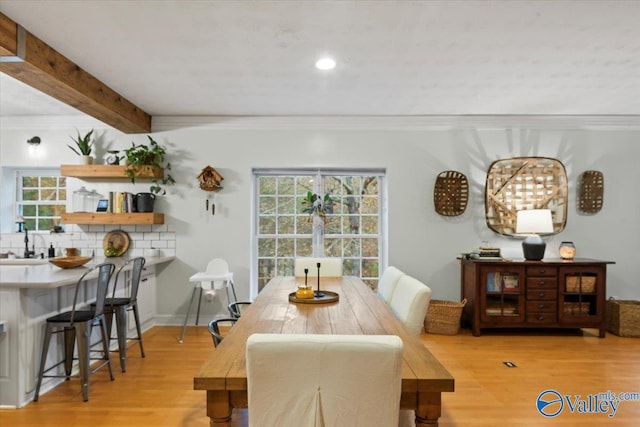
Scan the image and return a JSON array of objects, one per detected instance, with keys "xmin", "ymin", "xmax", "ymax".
[{"xmin": 47, "ymin": 310, "xmax": 96, "ymax": 323}]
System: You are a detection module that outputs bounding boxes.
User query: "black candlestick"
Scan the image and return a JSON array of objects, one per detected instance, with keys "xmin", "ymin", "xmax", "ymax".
[
  {"xmin": 315, "ymin": 262, "xmax": 324, "ymax": 297},
  {"xmin": 304, "ymin": 268, "xmax": 309, "ymax": 287}
]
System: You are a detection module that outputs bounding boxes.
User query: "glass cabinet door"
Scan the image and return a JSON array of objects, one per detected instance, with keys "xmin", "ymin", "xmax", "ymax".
[
  {"xmin": 559, "ymin": 267, "xmax": 603, "ymax": 323},
  {"xmin": 480, "ymin": 266, "xmax": 525, "ymax": 323}
]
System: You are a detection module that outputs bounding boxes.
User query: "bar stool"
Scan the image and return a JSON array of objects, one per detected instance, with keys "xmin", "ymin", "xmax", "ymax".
[
  {"xmin": 34, "ymin": 263, "xmax": 116, "ymax": 402},
  {"xmin": 99, "ymin": 257, "xmax": 146, "ymax": 372},
  {"xmin": 179, "ymin": 258, "xmax": 237, "ymax": 343}
]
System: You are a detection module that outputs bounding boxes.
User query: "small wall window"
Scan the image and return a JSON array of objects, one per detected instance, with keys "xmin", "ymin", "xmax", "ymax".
[{"xmin": 16, "ymin": 170, "xmax": 67, "ymax": 232}]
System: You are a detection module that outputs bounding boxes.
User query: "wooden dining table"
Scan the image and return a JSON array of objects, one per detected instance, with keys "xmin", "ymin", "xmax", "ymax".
[{"xmin": 193, "ymin": 276, "xmax": 455, "ymax": 426}]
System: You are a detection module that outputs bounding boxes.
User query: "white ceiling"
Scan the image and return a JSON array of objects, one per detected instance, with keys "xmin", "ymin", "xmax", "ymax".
[{"xmin": 1, "ymin": 0, "xmax": 639, "ymax": 119}]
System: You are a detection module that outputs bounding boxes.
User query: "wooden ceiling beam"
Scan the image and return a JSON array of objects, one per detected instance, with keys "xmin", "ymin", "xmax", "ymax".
[{"xmin": 0, "ymin": 13, "xmax": 151, "ymax": 134}]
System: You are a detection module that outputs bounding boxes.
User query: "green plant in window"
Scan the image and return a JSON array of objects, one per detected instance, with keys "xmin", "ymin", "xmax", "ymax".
[{"xmin": 301, "ymin": 191, "xmax": 333, "ymax": 217}]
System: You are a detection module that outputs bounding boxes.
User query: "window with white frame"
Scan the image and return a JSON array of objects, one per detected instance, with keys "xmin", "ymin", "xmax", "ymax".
[
  {"xmin": 16, "ymin": 170, "xmax": 67, "ymax": 232},
  {"xmin": 254, "ymin": 169, "xmax": 386, "ymax": 293}
]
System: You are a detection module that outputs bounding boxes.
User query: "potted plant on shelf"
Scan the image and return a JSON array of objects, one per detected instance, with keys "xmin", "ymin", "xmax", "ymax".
[
  {"xmin": 124, "ymin": 136, "xmax": 176, "ymax": 212},
  {"xmin": 67, "ymin": 129, "xmax": 94, "ymax": 164}
]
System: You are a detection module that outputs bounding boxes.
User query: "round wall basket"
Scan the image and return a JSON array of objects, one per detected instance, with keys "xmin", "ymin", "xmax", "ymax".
[{"xmin": 433, "ymin": 170, "xmax": 469, "ymax": 217}]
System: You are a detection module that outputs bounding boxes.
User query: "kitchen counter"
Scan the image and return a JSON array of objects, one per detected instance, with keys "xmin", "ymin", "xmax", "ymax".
[
  {"xmin": 0, "ymin": 256, "xmax": 174, "ymax": 288},
  {"xmin": 0, "ymin": 255, "xmax": 174, "ymax": 408}
]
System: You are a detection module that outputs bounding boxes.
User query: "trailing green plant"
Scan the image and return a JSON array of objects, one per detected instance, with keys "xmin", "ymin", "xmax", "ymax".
[
  {"xmin": 67, "ymin": 129, "xmax": 94, "ymax": 156},
  {"xmin": 124, "ymin": 135, "xmax": 176, "ymax": 195},
  {"xmin": 301, "ymin": 191, "xmax": 332, "ymax": 217}
]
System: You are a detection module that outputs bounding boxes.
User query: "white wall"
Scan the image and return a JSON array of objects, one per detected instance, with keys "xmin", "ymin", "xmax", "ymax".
[{"xmin": 2, "ymin": 118, "xmax": 639, "ymax": 324}]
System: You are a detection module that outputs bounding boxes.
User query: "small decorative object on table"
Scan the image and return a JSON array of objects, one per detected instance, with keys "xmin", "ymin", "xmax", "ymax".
[
  {"xmin": 289, "ymin": 265, "xmax": 339, "ymax": 304},
  {"xmin": 559, "ymin": 241, "xmax": 576, "ymax": 260},
  {"xmin": 295, "ymin": 268, "xmax": 314, "ymax": 299},
  {"xmin": 315, "ymin": 262, "xmax": 324, "ymax": 298}
]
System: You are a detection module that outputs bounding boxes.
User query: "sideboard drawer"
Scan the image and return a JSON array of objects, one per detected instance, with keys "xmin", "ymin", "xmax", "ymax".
[
  {"xmin": 526, "ymin": 266, "xmax": 558, "ymax": 277},
  {"xmin": 526, "ymin": 301, "xmax": 557, "ymax": 313},
  {"xmin": 526, "ymin": 277, "xmax": 558, "ymax": 289},
  {"xmin": 527, "ymin": 313, "xmax": 557, "ymax": 324},
  {"xmin": 527, "ymin": 290, "xmax": 556, "ymax": 300}
]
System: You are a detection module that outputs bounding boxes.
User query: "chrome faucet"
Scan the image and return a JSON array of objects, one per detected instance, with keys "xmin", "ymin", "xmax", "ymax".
[{"xmin": 24, "ymin": 227, "xmax": 36, "ymax": 259}]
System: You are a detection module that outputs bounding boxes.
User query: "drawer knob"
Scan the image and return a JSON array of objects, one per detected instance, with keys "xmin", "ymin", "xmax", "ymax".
[
  {"xmin": 540, "ymin": 269, "xmax": 545, "ymax": 273},
  {"xmin": 539, "ymin": 304, "xmax": 545, "ymax": 309},
  {"xmin": 538, "ymin": 315, "xmax": 545, "ymax": 321},
  {"xmin": 539, "ymin": 280, "xmax": 545, "ymax": 285},
  {"xmin": 539, "ymin": 292, "xmax": 545, "ymax": 297}
]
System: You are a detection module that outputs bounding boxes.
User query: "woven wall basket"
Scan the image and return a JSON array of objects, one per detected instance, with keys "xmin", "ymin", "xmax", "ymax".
[
  {"xmin": 577, "ymin": 170, "xmax": 604, "ymax": 214},
  {"xmin": 485, "ymin": 157, "xmax": 568, "ymax": 236},
  {"xmin": 434, "ymin": 170, "xmax": 469, "ymax": 216}
]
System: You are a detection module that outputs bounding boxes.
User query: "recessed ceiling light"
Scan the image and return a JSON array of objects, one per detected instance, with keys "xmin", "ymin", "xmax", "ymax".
[{"xmin": 315, "ymin": 57, "xmax": 336, "ymax": 70}]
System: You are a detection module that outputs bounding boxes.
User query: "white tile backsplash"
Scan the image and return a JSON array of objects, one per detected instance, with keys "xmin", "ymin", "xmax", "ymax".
[{"xmin": 1, "ymin": 226, "xmax": 176, "ymax": 259}]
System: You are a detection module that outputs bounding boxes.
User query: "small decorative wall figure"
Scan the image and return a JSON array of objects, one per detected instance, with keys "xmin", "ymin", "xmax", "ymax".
[{"xmin": 198, "ymin": 166, "xmax": 224, "ymax": 215}]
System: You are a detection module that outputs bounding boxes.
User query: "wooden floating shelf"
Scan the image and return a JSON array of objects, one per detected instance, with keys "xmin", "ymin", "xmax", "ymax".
[
  {"xmin": 61, "ymin": 164, "xmax": 164, "ymax": 179},
  {"xmin": 62, "ymin": 212, "xmax": 164, "ymax": 225}
]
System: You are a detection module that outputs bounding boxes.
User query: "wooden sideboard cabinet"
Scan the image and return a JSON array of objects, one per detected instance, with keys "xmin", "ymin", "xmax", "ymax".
[{"xmin": 460, "ymin": 258, "xmax": 614, "ymax": 337}]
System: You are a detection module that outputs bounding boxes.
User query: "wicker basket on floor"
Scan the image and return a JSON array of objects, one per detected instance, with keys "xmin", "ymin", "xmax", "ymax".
[
  {"xmin": 424, "ymin": 299, "xmax": 467, "ymax": 335},
  {"xmin": 606, "ymin": 298, "xmax": 640, "ymax": 337}
]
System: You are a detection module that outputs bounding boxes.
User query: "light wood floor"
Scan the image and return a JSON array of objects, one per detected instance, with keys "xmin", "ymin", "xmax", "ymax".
[{"xmin": 1, "ymin": 326, "xmax": 638, "ymax": 426}]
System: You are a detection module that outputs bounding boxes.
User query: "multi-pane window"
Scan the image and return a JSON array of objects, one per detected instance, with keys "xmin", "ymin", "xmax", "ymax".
[
  {"xmin": 255, "ymin": 170, "xmax": 385, "ymax": 293},
  {"xmin": 16, "ymin": 170, "xmax": 67, "ymax": 231}
]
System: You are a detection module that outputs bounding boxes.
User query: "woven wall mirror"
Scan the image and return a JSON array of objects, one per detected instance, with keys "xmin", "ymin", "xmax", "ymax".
[{"xmin": 485, "ymin": 157, "xmax": 568, "ymax": 236}]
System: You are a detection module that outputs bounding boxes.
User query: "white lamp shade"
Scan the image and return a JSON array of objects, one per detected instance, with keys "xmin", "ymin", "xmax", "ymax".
[{"xmin": 516, "ymin": 209, "xmax": 554, "ymax": 234}]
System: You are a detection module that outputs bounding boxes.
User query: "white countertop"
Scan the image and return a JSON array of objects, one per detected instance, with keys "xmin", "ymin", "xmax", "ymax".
[{"xmin": 0, "ymin": 256, "xmax": 175, "ymax": 289}]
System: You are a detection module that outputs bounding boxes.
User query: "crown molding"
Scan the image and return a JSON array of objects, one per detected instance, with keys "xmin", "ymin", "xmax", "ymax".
[
  {"xmin": 151, "ymin": 115, "xmax": 640, "ymax": 132},
  {"xmin": 2, "ymin": 115, "xmax": 639, "ymax": 132}
]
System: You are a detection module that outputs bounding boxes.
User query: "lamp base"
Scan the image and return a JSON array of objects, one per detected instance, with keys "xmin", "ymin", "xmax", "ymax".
[{"xmin": 522, "ymin": 235, "xmax": 546, "ymax": 261}]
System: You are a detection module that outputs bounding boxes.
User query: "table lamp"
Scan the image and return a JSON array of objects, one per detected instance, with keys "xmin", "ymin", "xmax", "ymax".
[{"xmin": 516, "ymin": 209, "xmax": 554, "ymax": 261}]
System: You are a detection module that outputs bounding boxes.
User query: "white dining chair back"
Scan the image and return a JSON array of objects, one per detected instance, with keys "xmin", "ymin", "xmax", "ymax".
[
  {"xmin": 246, "ymin": 333, "xmax": 403, "ymax": 427},
  {"xmin": 389, "ymin": 275, "xmax": 432, "ymax": 336},
  {"xmin": 377, "ymin": 266, "xmax": 405, "ymax": 304},
  {"xmin": 294, "ymin": 257, "xmax": 343, "ymax": 277}
]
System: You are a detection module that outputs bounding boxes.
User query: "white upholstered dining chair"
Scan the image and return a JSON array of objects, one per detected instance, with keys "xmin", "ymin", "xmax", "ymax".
[
  {"xmin": 389, "ymin": 275, "xmax": 432, "ymax": 336},
  {"xmin": 246, "ymin": 333, "xmax": 404, "ymax": 427},
  {"xmin": 377, "ymin": 266, "xmax": 406, "ymax": 304},
  {"xmin": 294, "ymin": 257, "xmax": 343, "ymax": 277}
]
